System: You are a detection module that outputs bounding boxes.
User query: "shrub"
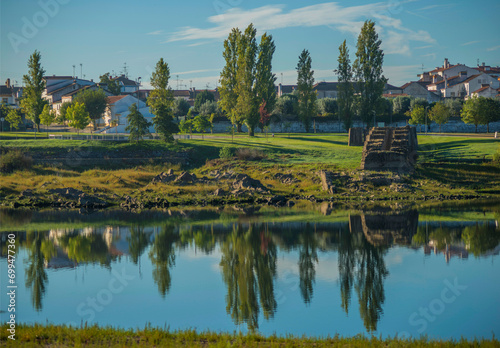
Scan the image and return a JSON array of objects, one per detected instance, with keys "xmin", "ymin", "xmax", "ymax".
[
  {"xmin": 235, "ymin": 148, "xmax": 266, "ymax": 161},
  {"xmin": 219, "ymin": 146, "xmax": 234, "ymax": 159},
  {"xmin": 0, "ymin": 148, "xmax": 33, "ymax": 173}
]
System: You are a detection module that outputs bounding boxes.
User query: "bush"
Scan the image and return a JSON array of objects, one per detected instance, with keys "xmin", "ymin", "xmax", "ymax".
[
  {"xmin": 0, "ymin": 148, "xmax": 33, "ymax": 173},
  {"xmin": 219, "ymin": 146, "xmax": 234, "ymax": 159},
  {"xmin": 235, "ymin": 148, "xmax": 266, "ymax": 161}
]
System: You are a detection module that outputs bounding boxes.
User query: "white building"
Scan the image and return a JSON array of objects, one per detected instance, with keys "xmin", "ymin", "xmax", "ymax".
[
  {"xmin": 0, "ymin": 79, "xmax": 22, "ymax": 108},
  {"xmin": 102, "ymin": 95, "xmax": 156, "ymax": 134}
]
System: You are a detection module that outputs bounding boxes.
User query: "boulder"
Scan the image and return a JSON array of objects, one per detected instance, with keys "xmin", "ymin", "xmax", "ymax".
[
  {"xmin": 267, "ymin": 195, "xmax": 288, "ymax": 207},
  {"xmin": 174, "ymin": 171, "xmax": 196, "ymax": 184},
  {"xmin": 319, "ymin": 171, "xmax": 336, "ymax": 194},
  {"xmin": 151, "ymin": 171, "xmax": 176, "ymax": 184},
  {"xmin": 213, "ymin": 188, "xmax": 227, "ymax": 196},
  {"xmin": 232, "ymin": 174, "xmax": 268, "ymax": 193}
]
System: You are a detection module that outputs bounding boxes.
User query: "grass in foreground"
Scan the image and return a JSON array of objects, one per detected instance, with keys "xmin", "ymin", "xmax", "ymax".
[{"xmin": 1, "ymin": 324, "xmax": 498, "ymax": 347}]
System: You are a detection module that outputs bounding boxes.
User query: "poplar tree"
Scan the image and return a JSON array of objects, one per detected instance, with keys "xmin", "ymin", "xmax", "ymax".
[
  {"xmin": 296, "ymin": 49, "xmax": 316, "ymax": 132},
  {"xmin": 67, "ymin": 102, "xmax": 90, "ymax": 135},
  {"xmin": 353, "ymin": 20, "xmax": 386, "ymax": 127},
  {"xmin": 255, "ymin": 33, "xmax": 277, "ymax": 125},
  {"xmin": 235, "ymin": 24, "xmax": 258, "ymax": 136},
  {"xmin": 335, "ymin": 40, "xmax": 355, "ymax": 131},
  {"xmin": 21, "ymin": 50, "xmax": 47, "ymax": 132},
  {"xmin": 147, "ymin": 58, "xmax": 177, "ymax": 142},
  {"xmin": 219, "ymin": 28, "xmax": 242, "ymax": 131}
]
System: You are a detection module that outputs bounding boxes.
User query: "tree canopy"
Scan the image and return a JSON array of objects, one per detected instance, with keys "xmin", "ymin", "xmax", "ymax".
[
  {"xmin": 73, "ymin": 88, "xmax": 107, "ymax": 130},
  {"xmin": 21, "ymin": 50, "xmax": 47, "ymax": 132},
  {"xmin": 296, "ymin": 49, "xmax": 317, "ymax": 132},
  {"xmin": 126, "ymin": 103, "xmax": 151, "ymax": 142},
  {"xmin": 99, "ymin": 73, "xmax": 121, "ymax": 95},
  {"xmin": 353, "ymin": 20, "xmax": 386, "ymax": 126},
  {"xmin": 335, "ymin": 40, "xmax": 355, "ymax": 130}
]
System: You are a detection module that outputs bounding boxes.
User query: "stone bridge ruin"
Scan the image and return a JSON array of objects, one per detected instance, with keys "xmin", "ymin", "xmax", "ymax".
[{"xmin": 360, "ymin": 126, "xmax": 418, "ymax": 172}]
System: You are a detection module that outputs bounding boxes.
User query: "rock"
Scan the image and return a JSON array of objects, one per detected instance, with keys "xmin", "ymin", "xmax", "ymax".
[
  {"xmin": 286, "ymin": 200, "xmax": 295, "ymax": 207},
  {"xmin": 274, "ymin": 173, "xmax": 298, "ymax": 185},
  {"xmin": 319, "ymin": 171, "xmax": 336, "ymax": 194},
  {"xmin": 232, "ymin": 174, "xmax": 269, "ymax": 193},
  {"xmin": 19, "ymin": 189, "xmax": 34, "ymax": 198},
  {"xmin": 267, "ymin": 195, "xmax": 288, "ymax": 207},
  {"xmin": 320, "ymin": 201, "xmax": 334, "ymax": 215},
  {"xmin": 213, "ymin": 188, "xmax": 227, "ymax": 196},
  {"xmin": 49, "ymin": 187, "xmax": 85, "ymax": 200},
  {"xmin": 174, "ymin": 171, "xmax": 196, "ymax": 184},
  {"xmin": 78, "ymin": 193, "xmax": 108, "ymax": 208},
  {"xmin": 151, "ymin": 171, "xmax": 176, "ymax": 184}
]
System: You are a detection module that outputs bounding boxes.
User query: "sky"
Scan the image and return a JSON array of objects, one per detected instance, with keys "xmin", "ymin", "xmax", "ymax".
[{"xmin": 1, "ymin": 0, "xmax": 499, "ymax": 90}]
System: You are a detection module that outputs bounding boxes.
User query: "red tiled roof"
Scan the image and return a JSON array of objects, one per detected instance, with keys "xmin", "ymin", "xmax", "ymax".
[
  {"xmin": 429, "ymin": 64, "xmax": 460, "ymax": 73},
  {"xmin": 47, "ymin": 82, "xmax": 77, "ymax": 95},
  {"xmin": 106, "ymin": 95, "xmax": 128, "ymax": 104},
  {"xmin": 462, "ymin": 74, "xmax": 481, "ymax": 84},
  {"xmin": 472, "ymin": 86, "xmax": 492, "ymax": 94}
]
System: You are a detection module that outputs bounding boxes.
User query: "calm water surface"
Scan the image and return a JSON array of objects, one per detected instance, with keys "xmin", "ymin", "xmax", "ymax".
[{"xmin": 1, "ymin": 205, "xmax": 499, "ymax": 339}]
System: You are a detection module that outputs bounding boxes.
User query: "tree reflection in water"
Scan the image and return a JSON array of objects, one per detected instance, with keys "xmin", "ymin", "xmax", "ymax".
[
  {"xmin": 149, "ymin": 224, "xmax": 178, "ymax": 297},
  {"xmin": 298, "ymin": 223, "xmax": 318, "ymax": 304},
  {"xmin": 24, "ymin": 232, "xmax": 51, "ymax": 311},
  {"xmin": 219, "ymin": 223, "xmax": 277, "ymax": 330},
  {"xmin": 339, "ymin": 215, "xmax": 389, "ymax": 332}
]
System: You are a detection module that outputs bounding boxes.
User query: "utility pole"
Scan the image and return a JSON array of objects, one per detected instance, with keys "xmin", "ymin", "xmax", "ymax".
[
  {"xmin": 80, "ymin": 63, "xmax": 82, "ymax": 79},
  {"xmin": 72, "ymin": 65, "xmax": 75, "ymax": 78}
]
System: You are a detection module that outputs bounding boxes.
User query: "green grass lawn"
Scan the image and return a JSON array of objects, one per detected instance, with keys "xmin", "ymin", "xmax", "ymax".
[{"xmin": 1, "ymin": 324, "xmax": 498, "ymax": 347}]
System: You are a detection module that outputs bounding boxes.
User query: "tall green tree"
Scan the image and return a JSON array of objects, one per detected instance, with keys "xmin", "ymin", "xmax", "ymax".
[
  {"xmin": 428, "ymin": 102, "xmax": 450, "ymax": 132},
  {"xmin": 255, "ymin": 33, "xmax": 277, "ymax": 122},
  {"xmin": 482, "ymin": 97, "xmax": 500, "ymax": 133},
  {"xmin": 194, "ymin": 90, "xmax": 215, "ymax": 112},
  {"xmin": 219, "ymin": 28, "xmax": 242, "ymax": 131},
  {"xmin": 235, "ymin": 24, "xmax": 259, "ymax": 136},
  {"xmin": 99, "ymin": 73, "xmax": 121, "ymax": 95},
  {"xmin": 461, "ymin": 96, "xmax": 500, "ymax": 133},
  {"xmin": 21, "ymin": 50, "xmax": 47, "ymax": 132},
  {"xmin": 198, "ymin": 100, "xmax": 219, "ymax": 116},
  {"xmin": 317, "ymin": 98, "xmax": 337, "ymax": 116},
  {"xmin": 73, "ymin": 88, "xmax": 107, "ymax": 131},
  {"xmin": 3, "ymin": 106, "xmax": 22, "ymax": 130},
  {"xmin": 39, "ymin": 104, "xmax": 55, "ymax": 131},
  {"xmin": 353, "ymin": 20, "xmax": 386, "ymax": 127},
  {"xmin": 147, "ymin": 58, "xmax": 177, "ymax": 142},
  {"xmin": 126, "ymin": 103, "xmax": 151, "ymax": 142},
  {"xmin": 336, "ymin": 40, "xmax": 355, "ymax": 130},
  {"xmin": 407, "ymin": 105, "xmax": 426, "ymax": 132},
  {"xmin": 296, "ymin": 49, "xmax": 317, "ymax": 132},
  {"xmin": 173, "ymin": 98, "xmax": 191, "ymax": 117},
  {"xmin": 67, "ymin": 102, "xmax": 90, "ymax": 134},
  {"xmin": 392, "ymin": 95, "xmax": 412, "ymax": 117},
  {"xmin": 193, "ymin": 114, "xmax": 211, "ymax": 139},
  {"xmin": 56, "ymin": 101, "xmax": 72, "ymax": 125}
]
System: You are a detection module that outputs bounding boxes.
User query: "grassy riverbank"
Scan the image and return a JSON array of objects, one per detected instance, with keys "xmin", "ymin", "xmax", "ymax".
[
  {"xmin": 1, "ymin": 133, "xmax": 499, "ymax": 209},
  {"xmin": 1, "ymin": 324, "xmax": 498, "ymax": 347}
]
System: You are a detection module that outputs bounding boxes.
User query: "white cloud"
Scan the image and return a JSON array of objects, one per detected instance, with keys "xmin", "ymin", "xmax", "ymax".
[
  {"xmin": 487, "ymin": 45, "xmax": 500, "ymax": 52},
  {"xmin": 147, "ymin": 30, "xmax": 164, "ymax": 35},
  {"xmin": 165, "ymin": 2, "xmax": 436, "ymax": 55},
  {"xmin": 461, "ymin": 40, "xmax": 480, "ymax": 46},
  {"xmin": 414, "ymin": 45, "xmax": 433, "ymax": 50}
]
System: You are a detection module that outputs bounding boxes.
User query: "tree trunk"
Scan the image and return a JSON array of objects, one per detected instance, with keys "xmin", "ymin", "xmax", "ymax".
[
  {"xmin": 248, "ymin": 127, "xmax": 254, "ymax": 137},
  {"xmin": 36, "ymin": 123, "xmax": 40, "ymax": 132},
  {"xmin": 475, "ymin": 124, "xmax": 478, "ymax": 133},
  {"xmin": 237, "ymin": 123, "xmax": 242, "ymax": 133}
]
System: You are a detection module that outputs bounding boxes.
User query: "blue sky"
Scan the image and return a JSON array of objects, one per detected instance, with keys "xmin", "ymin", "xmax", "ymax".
[{"xmin": 1, "ymin": 0, "xmax": 499, "ymax": 89}]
